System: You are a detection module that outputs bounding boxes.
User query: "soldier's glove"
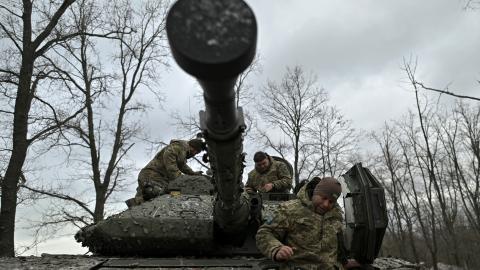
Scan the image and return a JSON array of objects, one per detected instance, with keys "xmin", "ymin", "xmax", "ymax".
[{"xmin": 143, "ymin": 182, "xmax": 165, "ymax": 201}]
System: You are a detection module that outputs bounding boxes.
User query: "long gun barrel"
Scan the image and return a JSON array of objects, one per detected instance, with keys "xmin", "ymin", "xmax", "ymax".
[{"xmin": 166, "ymin": 0, "xmax": 257, "ymax": 240}]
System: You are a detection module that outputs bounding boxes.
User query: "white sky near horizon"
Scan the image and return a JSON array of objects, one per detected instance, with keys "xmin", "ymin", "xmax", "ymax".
[{"xmin": 11, "ymin": 0, "xmax": 480, "ymax": 256}]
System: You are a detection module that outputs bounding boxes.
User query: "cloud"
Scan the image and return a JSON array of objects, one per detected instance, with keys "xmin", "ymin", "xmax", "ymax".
[{"xmin": 246, "ymin": 0, "xmax": 480, "ymax": 129}]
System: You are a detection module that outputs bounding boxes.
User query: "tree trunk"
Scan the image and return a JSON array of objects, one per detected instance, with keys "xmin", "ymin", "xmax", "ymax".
[
  {"xmin": 0, "ymin": 49, "xmax": 35, "ymax": 257},
  {"xmin": 93, "ymin": 188, "xmax": 106, "ymax": 223},
  {"xmin": 406, "ymin": 223, "xmax": 419, "ymax": 263},
  {"xmin": 294, "ymin": 134, "xmax": 300, "ymax": 186}
]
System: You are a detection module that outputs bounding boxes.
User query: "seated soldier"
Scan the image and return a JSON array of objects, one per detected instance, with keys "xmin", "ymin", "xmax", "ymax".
[
  {"xmin": 133, "ymin": 138, "xmax": 205, "ymax": 205},
  {"xmin": 245, "ymin": 151, "xmax": 292, "ymax": 193},
  {"xmin": 255, "ymin": 177, "xmax": 360, "ymax": 270}
]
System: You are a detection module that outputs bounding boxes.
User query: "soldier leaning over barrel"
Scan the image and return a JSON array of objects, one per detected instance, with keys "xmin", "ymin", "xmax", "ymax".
[
  {"xmin": 256, "ymin": 177, "xmax": 360, "ymax": 270},
  {"xmin": 245, "ymin": 151, "xmax": 293, "ymax": 193},
  {"xmin": 129, "ymin": 139, "xmax": 205, "ymax": 206}
]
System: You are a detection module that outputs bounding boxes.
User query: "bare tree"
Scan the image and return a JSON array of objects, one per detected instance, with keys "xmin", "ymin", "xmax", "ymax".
[
  {"xmin": 398, "ymin": 111, "xmax": 440, "ymax": 270},
  {"xmin": 0, "ymin": 0, "xmax": 82, "ymax": 257},
  {"xmin": 22, "ymin": 0, "xmax": 170, "ymax": 229},
  {"xmin": 451, "ymin": 102, "xmax": 480, "ymax": 234},
  {"xmin": 433, "ymin": 107, "xmax": 464, "ymax": 265},
  {"xmin": 371, "ymin": 123, "xmax": 411, "ymax": 260},
  {"xmin": 406, "ymin": 60, "xmax": 464, "ymax": 267},
  {"xmin": 306, "ymin": 105, "xmax": 360, "ymax": 178},
  {"xmin": 256, "ymin": 65, "xmax": 327, "ymax": 186}
]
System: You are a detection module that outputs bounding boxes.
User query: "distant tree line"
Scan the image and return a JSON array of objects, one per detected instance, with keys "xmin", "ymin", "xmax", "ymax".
[{"xmin": 371, "ymin": 61, "xmax": 480, "ymax": 270}]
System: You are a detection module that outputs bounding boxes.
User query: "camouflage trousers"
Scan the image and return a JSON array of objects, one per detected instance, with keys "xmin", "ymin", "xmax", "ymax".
[{"xmin": 133, "ymin": 169, "xmax": 169, "ymax": 205}]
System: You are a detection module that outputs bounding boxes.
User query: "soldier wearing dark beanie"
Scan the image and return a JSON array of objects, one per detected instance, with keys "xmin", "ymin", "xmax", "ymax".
[
  {"xmin": 313, "ymin": 177, "xmax": 342, "ymax": 202},
  {"xmin": 256, "ymin": 175, "xmax": 361, "ymax": 269}
]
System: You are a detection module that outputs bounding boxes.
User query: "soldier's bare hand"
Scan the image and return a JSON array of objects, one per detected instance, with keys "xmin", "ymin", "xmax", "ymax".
[
  {"xmin": 274, "ymin": 245, "xmax": 294, "ymax": 261},
  {"xmin": 263, "ymin": 183, "xmax": 274, "ymax": 192},
  {"xmin": 343, "ymin": 259, "xmax": 361, "ymax": 269}
]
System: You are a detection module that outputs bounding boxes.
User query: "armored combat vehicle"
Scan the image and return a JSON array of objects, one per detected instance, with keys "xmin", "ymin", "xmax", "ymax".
[{"xmin": 75, "ymin": 0, "xmax": 388, "ymax": 268}]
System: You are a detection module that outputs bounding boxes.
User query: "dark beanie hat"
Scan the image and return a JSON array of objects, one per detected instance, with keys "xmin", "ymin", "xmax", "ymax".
[
  {"xmin": 188, "ymin": 139, "xmax": 204, "ymax": 152},
  {"xmin": 253, "ymin": 151, "xmax": 268, "ymax": 162},
  {"xmin": 313, "ymin": 177, "xmax": 342, "ymax": 201}
]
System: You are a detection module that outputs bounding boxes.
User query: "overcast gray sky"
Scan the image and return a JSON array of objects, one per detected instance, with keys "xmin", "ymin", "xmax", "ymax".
[
  {"xmin": 15, "ymin": 0, "xmax": 480, "ymax": 255},
  {"xmin": 155, "ymin": 0, "xmax": 480, "ymax": 136}
]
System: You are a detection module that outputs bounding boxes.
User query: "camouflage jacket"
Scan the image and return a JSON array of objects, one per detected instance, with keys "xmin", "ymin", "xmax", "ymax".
[
  {"xmin": 246, "ymin": 156, "xmax": 292, "ymax": 192},
  {"xmin": 256, "ymin": 185, "xmax": 344, "ymax": 270},
  {"xmin": 141, "ymin": 140, "xmax": 195, "ymax": 180}
]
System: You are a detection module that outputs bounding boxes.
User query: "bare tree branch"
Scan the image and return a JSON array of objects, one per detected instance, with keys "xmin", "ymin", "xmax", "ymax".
[
  {"xmin": 20, "ymin": 185, "xmax": 95, "ymax": 217},
  {"xmin": 0, "ymin": 21, "xmax": 22, "ymax": 52},
  {"xmin": 0, "ymin": 4, "xmax": 22, "ymax": 19},
  {"xmin": 415, "ymin": 82, "xmax": 480, "ymax": 102},
  {"xmin": 32, "ymin": 0, "xmax": 76, "ymax": 50}
]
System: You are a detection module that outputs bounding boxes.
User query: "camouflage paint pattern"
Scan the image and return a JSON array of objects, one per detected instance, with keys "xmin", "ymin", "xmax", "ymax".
[
  {"xmin": 256, "ymin": 185, "xmax": 344, "ymax": 270},
  {"xmin": 134, "ymin": 140, "xmax": 196, "ymax": 203},
  {"xmin": 246, "ymin": 156, "xmax": 292, "ymax": 192}
]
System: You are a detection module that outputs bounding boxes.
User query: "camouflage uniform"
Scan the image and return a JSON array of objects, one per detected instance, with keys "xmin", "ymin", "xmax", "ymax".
[
  {"xmin": 256, "ymin": 185, "xmax": 344, "ymax": 270},
  {"xmin": 134, "ymin": 140, "xmax": 196, "ymax": 204},
  {"xmin": 246, "ymin": 156, "xmax": 292, "ymax": 192}
]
